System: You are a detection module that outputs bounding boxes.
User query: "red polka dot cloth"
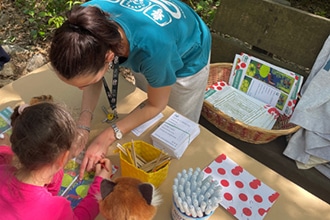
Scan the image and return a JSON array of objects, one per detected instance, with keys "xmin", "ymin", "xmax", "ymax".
[
  {"xmin": 207, "ymin": 80, "xmax": 229, "ymax": 91},
  {"xmin": 203, "ymin": 154, "xmax": 279, "ymax": 219}
]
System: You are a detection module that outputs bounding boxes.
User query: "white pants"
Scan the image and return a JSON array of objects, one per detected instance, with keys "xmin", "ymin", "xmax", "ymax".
[{"xmin": 133, "ymin": 60, "xmax": 210, "ymax": 123}]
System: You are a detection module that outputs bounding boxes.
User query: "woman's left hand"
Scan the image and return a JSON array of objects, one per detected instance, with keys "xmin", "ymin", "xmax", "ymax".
[{"xmin": 71, "ymin": 129, "xmax": 89, "ymax": 158}]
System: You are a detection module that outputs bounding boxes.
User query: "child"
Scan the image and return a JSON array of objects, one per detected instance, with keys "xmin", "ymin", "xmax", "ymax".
[
  {"xmin": 0, "ymin": 45, "xmax": 10, "ymax": 71},
  {"xmin": 0, "ymin": 102, "xmax": 111, "ymax": 220}
]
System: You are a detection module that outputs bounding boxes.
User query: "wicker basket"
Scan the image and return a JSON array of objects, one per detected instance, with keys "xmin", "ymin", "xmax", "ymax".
[
  {"xmin": 201, "ymin": 63, "xmax": 300, "ymax": 144},
  {"xmin": 120, "ymin": 140, "xmax": 170, "ymax": 187}
]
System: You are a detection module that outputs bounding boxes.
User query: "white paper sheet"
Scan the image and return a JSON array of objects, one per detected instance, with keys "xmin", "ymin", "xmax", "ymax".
[{"xmin": 131, "ymin": 113, "xmax": 164, "ymax": 136}]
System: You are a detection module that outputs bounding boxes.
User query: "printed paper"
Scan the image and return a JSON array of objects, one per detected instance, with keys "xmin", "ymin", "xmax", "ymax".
[{"xmin": 229, "ymin": 53, "xmax": 303, "ymax": 116}]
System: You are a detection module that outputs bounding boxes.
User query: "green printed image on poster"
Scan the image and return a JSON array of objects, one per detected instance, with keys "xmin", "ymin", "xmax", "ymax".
[{"xmin": 247, "ymin": 60, "xmax": 295, "ymax": 94}]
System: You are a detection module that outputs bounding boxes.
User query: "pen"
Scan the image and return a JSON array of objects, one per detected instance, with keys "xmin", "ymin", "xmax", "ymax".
[
  {"xmin": 173, "ymin": 168, "xmax": 222, "ymax": 217},
  {"xmin": 61, "ymin": 175, "xmax": 79, "ymax": 196},
  {"xmin": 189, "ymin": 204, "xmax": 197, "ymax": 217}
]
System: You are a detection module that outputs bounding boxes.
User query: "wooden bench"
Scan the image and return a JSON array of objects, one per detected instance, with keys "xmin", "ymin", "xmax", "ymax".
[
  {"xmin": 210, "ymin": 0, "xmax": 330, "ymax": 79},
  {"xmin": 199, "ymin": 0, "xmax": 330, "ymax": 203}
]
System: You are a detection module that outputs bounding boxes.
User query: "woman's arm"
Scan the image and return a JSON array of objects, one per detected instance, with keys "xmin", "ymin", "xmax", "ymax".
[
  {"xmin": 72, "ymin": 80, "xmax": 103, "ymax": 158},
  {"xmin": 79, "ymin": 85, "xmax": 171, "ymax": 178},
  {"xmin": 80, "ymin": 80, "xmax": 103, "ymax": 121},
  {"xmin": 119, "ymin": 85, "xmax": 171, "ymax": 134}
]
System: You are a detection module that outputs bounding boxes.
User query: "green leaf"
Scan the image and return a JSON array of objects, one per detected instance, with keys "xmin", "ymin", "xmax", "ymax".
[
  {"xmin": 30, "ymin": 29, "xmax": 38, "ymax": 39},
  {"xmin": 38, "ymin": 31, "xmax": 46, "ymax": 37},
  {"xmin": 38, "ymin": 11, "xmax": 48, "ymax": 17},
  {"xmin": 9, "ymin": 37, "xmax": 16, "ymax": 43},
  {"xmin": 28, "ymin": 10, "xmax": 35, "ymax": 17}
]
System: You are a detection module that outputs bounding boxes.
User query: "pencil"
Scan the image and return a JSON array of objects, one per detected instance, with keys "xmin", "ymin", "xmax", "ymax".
[{"xmin": 96, "ymin": 161, "xmax": 110, "ymax": 172}]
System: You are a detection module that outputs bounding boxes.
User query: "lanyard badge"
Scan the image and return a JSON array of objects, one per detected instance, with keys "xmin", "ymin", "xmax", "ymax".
[{"xmin": 102, "ymin": 56, "xmax": 119, "ymax": 123}]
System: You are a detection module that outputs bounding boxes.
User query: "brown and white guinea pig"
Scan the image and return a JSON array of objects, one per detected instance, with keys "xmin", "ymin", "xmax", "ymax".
[
  {"xmin": 99, "ymin": 177, "xmax": 162, "ymax": 220},
  {"xmin": 10, "ymin": 95, "xmax": 54, "ymax": 123},
  {"xmin": 29, "ymin": 95, "xmax": 53, "ymax": 105}
]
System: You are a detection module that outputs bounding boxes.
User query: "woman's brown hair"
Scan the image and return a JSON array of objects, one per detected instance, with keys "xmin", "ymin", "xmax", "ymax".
[{"xmin": 49, "ymin": 5, "xmax": 122, "ymax": 79}]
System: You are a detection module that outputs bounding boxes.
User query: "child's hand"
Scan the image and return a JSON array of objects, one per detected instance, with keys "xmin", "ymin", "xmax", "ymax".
[
  {"xmin": 95, "ymin": 158, "xmax": 112, "ymax": 180},
  {"xmin": 0, "ymin": 133, "xmax": 11, "ymax": 147}
]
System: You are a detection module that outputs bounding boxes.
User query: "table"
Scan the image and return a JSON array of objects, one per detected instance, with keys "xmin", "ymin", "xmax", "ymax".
[{"xmin": 1, "ymin": 64, "xmax": 329, "ymax": 220}]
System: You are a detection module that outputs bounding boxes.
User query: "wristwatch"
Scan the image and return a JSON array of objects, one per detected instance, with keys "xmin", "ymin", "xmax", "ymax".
[{"xmin": 111, "ymin": 123, "xmax": 123, "ymax": 140}]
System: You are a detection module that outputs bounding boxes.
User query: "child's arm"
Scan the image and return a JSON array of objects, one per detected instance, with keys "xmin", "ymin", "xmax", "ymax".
[
  {"xmin": 73, "ymin": 158, "xmax": 112, "ymax": 219},
  {"xmin": 0, "ymin": 133, "xmax": 11, "ymax": 147},
  {"xmin": 0, "ymin": 134, "xmax": 13, "ymax": 165},
  {"xmin": 45, "ymin": 169, "xmax": 64, "ymax": 196}
]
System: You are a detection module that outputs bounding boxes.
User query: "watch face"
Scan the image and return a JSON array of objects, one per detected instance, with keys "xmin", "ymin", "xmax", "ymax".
[
  {"xmin": 112, "ymin": 124, "xmax": 122, "ymax": 139},
  {"xmin": 116, "ymin": 131, "xmax": 123, "ymax": 139}
]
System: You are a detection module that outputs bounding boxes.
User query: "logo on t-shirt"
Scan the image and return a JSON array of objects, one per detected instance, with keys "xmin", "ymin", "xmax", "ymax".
[{"xmin": 117, "ymin": 0, "xmax": 185, "ymax": 26}]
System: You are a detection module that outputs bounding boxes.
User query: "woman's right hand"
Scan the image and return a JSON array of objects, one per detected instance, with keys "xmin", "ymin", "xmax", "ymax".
[{"xmin": 78, "ymin": 127, "xmax": 115, "ymax": 180}]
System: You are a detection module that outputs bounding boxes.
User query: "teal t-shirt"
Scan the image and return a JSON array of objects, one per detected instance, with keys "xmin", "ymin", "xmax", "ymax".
[{"xmin": 83, "ymin": 0, "xmax": 211, "ymax": 87}]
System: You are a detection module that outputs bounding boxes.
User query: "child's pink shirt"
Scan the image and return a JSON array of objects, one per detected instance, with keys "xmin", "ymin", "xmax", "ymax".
[{"xmin": 0, "ymin": 145, "xmax": 102, "ymax": 220}]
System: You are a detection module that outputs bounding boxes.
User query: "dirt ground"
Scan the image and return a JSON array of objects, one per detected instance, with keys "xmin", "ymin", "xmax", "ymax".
[
  {"xmin": 0, "ymin": 0, "xmax": 329, "ymax": 83},
  {"xmin": 289, "ymin": 0, "xmax": 330, "ymax": 18}
]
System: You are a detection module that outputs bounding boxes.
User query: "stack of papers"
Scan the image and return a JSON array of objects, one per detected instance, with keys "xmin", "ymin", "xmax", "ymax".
[
  {"xmin": 131, "ymin": 113, "xmax": 164, "ymax": 136},
  {"xmin": 229, "ymin": 53, "xmax": 303, "ymax": 116},
  {"xmin": 204, "ymin": 53, "xmax": 304, "ymax": 129},
  {"xmin": 151, "ymin": 112, "xmax": 200, "ymax": 159},
  {"xmin": 205, "ymin": 86, "xmax": 279, "ymax": 129}
]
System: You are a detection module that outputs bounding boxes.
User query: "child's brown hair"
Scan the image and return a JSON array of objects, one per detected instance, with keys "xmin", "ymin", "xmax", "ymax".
[{"xmin": 10, "ymin": 102, "xmax": 76, "ymax": 171}]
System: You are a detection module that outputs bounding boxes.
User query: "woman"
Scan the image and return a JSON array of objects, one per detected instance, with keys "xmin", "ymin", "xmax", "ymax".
[{"xmin": 49, "ymin": 0, "xmax": 211, "ymax": 179}]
